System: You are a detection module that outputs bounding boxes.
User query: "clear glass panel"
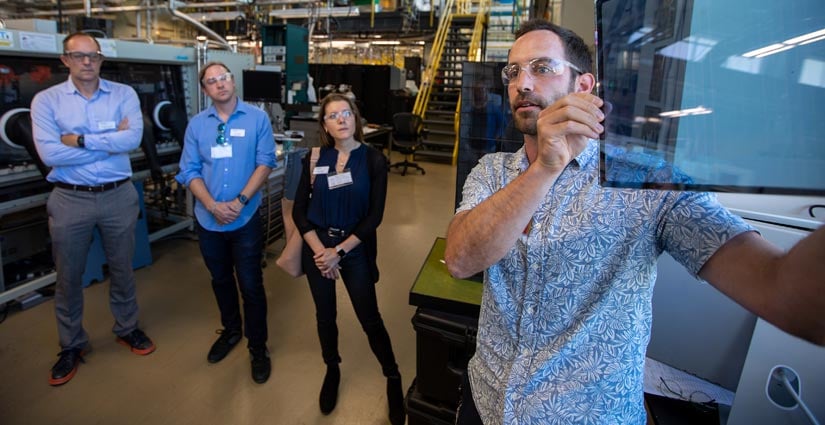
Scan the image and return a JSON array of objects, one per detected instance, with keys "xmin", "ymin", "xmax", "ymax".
[{"xmin": 596, "ymin": 0, "xmax": 825, "ymax": 195}]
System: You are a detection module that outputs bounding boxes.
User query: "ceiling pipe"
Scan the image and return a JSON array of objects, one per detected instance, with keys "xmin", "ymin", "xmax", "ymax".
[
  {"xmin": 28, "ymin": 5, "xmax": 159, "ymax": 17},
  {"xmin": 22, "ymin": 0, "xmax": 314, "ymax": 17},
  {"xmin": 168, "ymin": 0, "xmax": 231, "ymax": 49}
]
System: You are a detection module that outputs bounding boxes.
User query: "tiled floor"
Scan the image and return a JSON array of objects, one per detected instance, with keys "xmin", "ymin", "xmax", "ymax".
[{"xmin": 0, "ymin": 161, "xmax": 457, "ymax": 425}]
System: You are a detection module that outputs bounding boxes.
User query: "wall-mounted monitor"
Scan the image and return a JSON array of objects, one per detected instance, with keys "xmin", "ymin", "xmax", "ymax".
[
  {"xmin": 242, "ymin": 69, "xmax": 282, "ymax": 104},
  {"xmin": 596, "ymin": 0, "xmax": 825, "ymax": 196}
]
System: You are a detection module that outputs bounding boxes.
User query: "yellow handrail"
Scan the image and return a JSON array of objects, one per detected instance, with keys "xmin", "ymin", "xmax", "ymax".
[
  {"xmin": 413, "ymin": 0, "xmax": 456, "ymax": 117},
  {"xmin": 452, "ymin": 0, "xmax": 489, "ymax": 165}
]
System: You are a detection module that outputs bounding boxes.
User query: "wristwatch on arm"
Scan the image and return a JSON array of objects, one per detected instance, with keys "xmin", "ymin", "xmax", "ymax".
[
  {"xmin": 76, "ymin": 134, "xmax": 85, "ymax": 148},
  {"xmin": 237, "ymin": 193, "xmax": 249, "ymax": 206},
  {"xmin": 336, "ymin": 246, "xmax": 347, "ymax": 259}
]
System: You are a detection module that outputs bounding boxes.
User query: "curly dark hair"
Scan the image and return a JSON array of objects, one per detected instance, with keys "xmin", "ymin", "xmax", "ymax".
[{"xmin": 514, "ymin": 19, "xmax": 593, "ymax": 74}]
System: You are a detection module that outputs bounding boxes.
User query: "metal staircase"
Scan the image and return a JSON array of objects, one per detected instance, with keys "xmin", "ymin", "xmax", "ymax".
[{"xmin": 413, "ymin": 0, "xmax": 490, "ymax": 163}]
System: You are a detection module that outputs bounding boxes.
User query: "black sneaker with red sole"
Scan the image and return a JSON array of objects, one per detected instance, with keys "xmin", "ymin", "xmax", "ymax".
[
  {"xmin": 116, "ymin": 328, "xmax": 156, "ymax": 355},
  {"xmin": 49, "ymin": 347, "xmax": 87, "ymax": 386}
]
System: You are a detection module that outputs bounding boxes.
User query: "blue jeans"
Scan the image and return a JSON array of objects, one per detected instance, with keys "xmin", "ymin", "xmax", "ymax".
[
  {"xmin": 196, "ymin": 212, "xmax": 267, "ymax": 348},
  {"xmin": 302, "ymin": 230, "xmax": 398, "ymax": 377}
]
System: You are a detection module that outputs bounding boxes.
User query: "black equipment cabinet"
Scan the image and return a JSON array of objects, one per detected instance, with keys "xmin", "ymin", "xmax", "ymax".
[
  {"xmin": 309, "ymin": 64, "xmax": 402, "ymax": 125},
  {"xmin": 407, "ymin": 237, "xmax": 482, "ymax": 424},
  {"xmin": 411, "ymin": 308, "xmax": 478, "ymax": 404}
]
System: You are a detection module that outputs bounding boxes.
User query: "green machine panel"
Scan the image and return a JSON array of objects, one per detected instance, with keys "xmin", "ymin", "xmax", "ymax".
[{"xmin": 261, "ymin": 23, "xmax": 309, "ymax": 104}]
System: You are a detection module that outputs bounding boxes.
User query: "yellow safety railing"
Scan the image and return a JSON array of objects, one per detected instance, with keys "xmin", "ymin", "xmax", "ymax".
[
  {"xmin": 413, "ymin": 0, "xmax": 456, "ymax": 117},
  {"xmin": 451, "ymin": 0, "xmax": 489, "ymax": 164}
]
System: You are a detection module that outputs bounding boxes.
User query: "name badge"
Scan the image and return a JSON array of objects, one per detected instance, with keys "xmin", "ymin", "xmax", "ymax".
[
  {"xmin": 327, "ymin": 171, "xmax": 353, "ymax": 190},
  {"xmin": 229, "ymin": 128, "xmax": 246, "ymax": 137},
  {"xmin": 314, "ymin": 166, "xmax": 329, "ymax": 175},
  {"xmin": 98, "ymin": 121, "xmax": 117, "ymax": 130},
  {"xmin": 211, "ymin": 144, "xmax": 233, "ymax": 158}
]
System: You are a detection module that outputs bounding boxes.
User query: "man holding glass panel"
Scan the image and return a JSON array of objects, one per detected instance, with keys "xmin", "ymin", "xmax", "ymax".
[
  {"xmin": 445, "ymin": 19, "xmax": 825, "ymax": 425},
  {"xmin": 176, "ymin": 61, "xmax": 276, "ymax": 384},
  {"xmin": 31, "ymin": 32, "xmax": 155, "ymax": 386}
]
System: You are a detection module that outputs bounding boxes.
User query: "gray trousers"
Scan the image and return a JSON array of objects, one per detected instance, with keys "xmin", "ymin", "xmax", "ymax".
[{"xmin": 47, "ymin": 183, "xmax": 140, "ymax": 350}]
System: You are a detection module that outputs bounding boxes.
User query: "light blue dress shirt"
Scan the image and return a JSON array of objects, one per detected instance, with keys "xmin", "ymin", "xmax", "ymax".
[
  {"xmin": 456, "ymin": 141, "xmax": 753, "ymax": 424},
  {"xmin": 30, "ymin": 77, "xmax": 143, "ymax": 184},
  {"xmin": 176, "ymin": 98, "xmax": 277, "ymax": 232}
]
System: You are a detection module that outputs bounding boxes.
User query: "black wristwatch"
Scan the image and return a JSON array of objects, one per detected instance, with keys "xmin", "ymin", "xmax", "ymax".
[
  {"xmin": 237, "ymin": 194, "xmax": 249, "ymax": 205},
  {"xmin": 76, "ymin": 134, "xmax": 85, "ymax": 148},
  {"xmin": 336, "ymin": 247, "xmax": 347, "ymax": 258}
]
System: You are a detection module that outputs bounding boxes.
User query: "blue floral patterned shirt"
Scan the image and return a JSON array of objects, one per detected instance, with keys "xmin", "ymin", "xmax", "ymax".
[{"xmin": 456, "ymin": 141, "xmax": 753, "ymax": 424}]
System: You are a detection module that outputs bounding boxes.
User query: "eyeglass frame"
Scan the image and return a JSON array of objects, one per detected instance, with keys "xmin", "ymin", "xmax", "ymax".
[
  {"xmin": 323, "ymin": 109, "xmax": 354, "ymax": 121},
  {"xmin": 657, "ymin": 377, "xmax": 716, "ymax": 405},
  {"xmin": 203, "ymin": 72, "xmax": 233, "ymax": 87},
  {"xmin": 216, "ymin": 122, "xmax": 229, "ymax": 146},
  {"xmin": 63, "ymin": 51, "xmax": 104, "ymax": 63},
  {"xmin": 501, "ymin": 57, "xmax": 582, "ymax": 86}
]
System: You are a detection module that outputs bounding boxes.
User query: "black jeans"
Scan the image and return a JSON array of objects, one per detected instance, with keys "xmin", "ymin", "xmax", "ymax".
[
  {"xmin": 196, "ymin": 213, "xmax": 267, "ymax": 348},
  {"xmin": 302, "ymin": 230, "xmax": 399, "ymax": 377},
  {"xmin": 456, "ymin": 370, "xmax": 483, "ymax": 425}
]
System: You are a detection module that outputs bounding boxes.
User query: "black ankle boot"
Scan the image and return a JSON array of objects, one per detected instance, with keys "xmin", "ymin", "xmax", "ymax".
[
  {"xmin": 387, "ymin": 374, "xmax": 405, "ymax": 425},
  {"xmin": 319, "ymin": 364, "xmax": 340, "ymax": 415}
]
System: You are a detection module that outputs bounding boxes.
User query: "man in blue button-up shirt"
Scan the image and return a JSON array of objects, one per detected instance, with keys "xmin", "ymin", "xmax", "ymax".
[
  {"xmin": 445, "ymin": 19, "xmax": 825, "ymax": 425},
  {"xmin": 176, "ymin": 61, "xmax": 276, "ymax": 384},
  {"xmin": 31, "ymin": 32, "xmax": 156, "ymax": 387}
]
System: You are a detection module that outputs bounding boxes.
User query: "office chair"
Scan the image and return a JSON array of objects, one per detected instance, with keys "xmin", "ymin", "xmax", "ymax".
[{"xmin": 389, "ymin": 112, "xmax": 426, "ymax": 176}]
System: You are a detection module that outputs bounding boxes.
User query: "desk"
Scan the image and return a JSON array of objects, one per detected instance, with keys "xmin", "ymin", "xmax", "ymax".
[
  {"xmin": 363, "ymin": 125, "xmax": 392, "ymax": 154},
  {"xmin": 408, "ymin": 237, "xmax": 482, "ymax": 317}
]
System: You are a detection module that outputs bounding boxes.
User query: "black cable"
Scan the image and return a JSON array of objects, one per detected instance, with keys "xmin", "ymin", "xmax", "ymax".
[{"xmin": 809, "ymin": 204, "xmax": 825, "ymax": 218}]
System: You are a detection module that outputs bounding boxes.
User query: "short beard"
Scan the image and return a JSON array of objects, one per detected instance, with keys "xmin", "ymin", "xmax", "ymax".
[
  {"xmin": 512, "ymin": 76, "xmax": 578, "ymax": 136},
  {"xmin": 514, "ymin": 109, "xmax": 539, "ymax": 135}
]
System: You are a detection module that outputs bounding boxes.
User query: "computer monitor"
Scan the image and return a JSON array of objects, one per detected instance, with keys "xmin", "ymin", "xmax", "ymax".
[
  {"xmin": 595, "ymin": 0, "xmax": 825, "ymax": 196},
  {"xmin": 242, "ymin": 69, "xmax": 282, "ymax": 104}
]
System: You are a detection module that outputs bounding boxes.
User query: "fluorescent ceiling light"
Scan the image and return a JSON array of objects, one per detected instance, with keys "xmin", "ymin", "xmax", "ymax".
[
  {"xmin": 627, "ymin": 27, "xmax": 652, "ymax": 45},
  {"xmin": 659, "ymin": 106, "xmax": 712, "ymax": 118},
  {"xmin": 800, "ymin": 34, "xmax": 825, "ymax": 46},
  {"xmin": 799, "ymin": 58, "xmax": 825, "ymax": 88},
  {"xmin": 754, "ymin": 44, "xmax": 795, "ymax": 58},
  {"xmin": 742, "ymin": 43, "xmax": 785, "ymax": 58},
  {"xmin": 269, "ymin": 7, "xmax": 359, "ymax": 19},
  {"xmin": 742, "ymin": 28, "xmax": 825, "ymax": 59},
  {"xmin": 318, "ymin": 40, "xmax": 356, "ymax": 48},
  {"xmin": 658, "ymin": 36, "xmax": 716, "ymax": 62},
  {"xmin": 783, "ymin": 28, "xmax": 825, "ymax": 45},
  {"xmin": 722, "ymin": 55, "xmax": 762, "ymax": 75},
  {"xmin": 371, "ymin": 40, "xmax": 400, "ymax": 45}
]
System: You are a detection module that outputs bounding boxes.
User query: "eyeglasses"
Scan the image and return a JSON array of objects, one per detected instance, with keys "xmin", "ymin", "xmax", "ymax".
[
  {"xmin": 323, "ymin": 110, "xmax": 353, "ymax": 121},
  {"xmin": 216, "ymin": 123, "xmax": 229, "ymax": 146},
  {"xmin": 64, "ymin": 51, "xmax": 104, "ymax": 62},
  {"xmin": 501, "ymin": 57, "xmax": 582, "ymax": 85},
  {"xmin": 657, "ymin": 377, "xmax": 715, "ymax": 405},
  {"xmin": 203, "ymin": 72, "xmax": 233, "ymax": 86}
]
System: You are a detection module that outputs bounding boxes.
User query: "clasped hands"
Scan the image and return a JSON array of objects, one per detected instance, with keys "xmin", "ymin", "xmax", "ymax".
[
  {"xmin": 211, "ymin": 199, "xmax": 244, "ymax": 225},
  {"xmin": 314, "ymin": 247, "xmax": 341, "ymax": 280}
]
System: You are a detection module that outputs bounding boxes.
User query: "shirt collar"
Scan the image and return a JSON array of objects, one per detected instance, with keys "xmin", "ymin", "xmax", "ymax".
[
  {"xmin": 62, "ymin": 76, "xmax": 111, "ymax": 95},
  {"xmin": 207, "ymin": 96, "xmax": 247, "ymax": 120},
  {"xmin": 506, "ymin": 139, "xmax": 599, "ymax": 174}
]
